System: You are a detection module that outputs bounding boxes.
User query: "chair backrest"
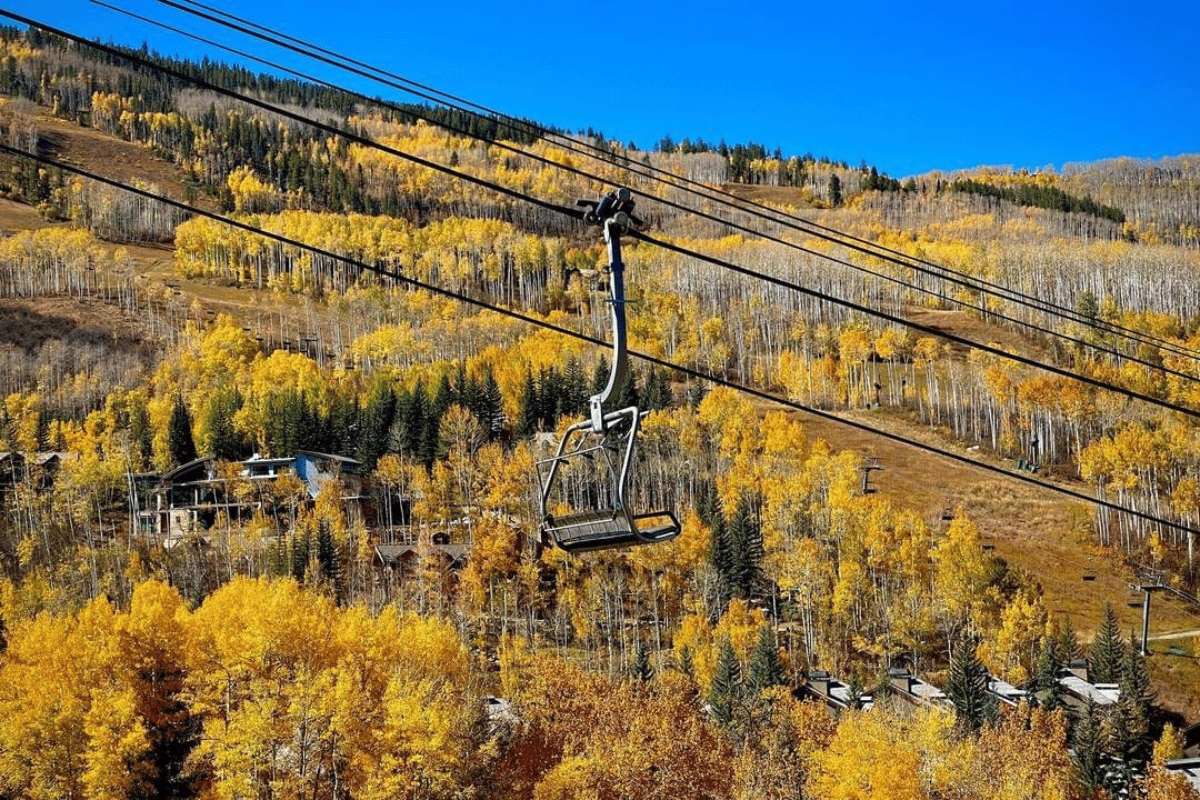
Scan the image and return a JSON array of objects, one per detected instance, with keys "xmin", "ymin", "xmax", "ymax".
[{"xmin": 538, "ymin": 408, "xmax": 679, "ymax": 553}]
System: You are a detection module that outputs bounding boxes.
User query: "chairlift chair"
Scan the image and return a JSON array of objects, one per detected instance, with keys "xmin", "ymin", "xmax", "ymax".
[{"xmin": 537, "ymin": 190, "xmax": 680, "ymax": 554}]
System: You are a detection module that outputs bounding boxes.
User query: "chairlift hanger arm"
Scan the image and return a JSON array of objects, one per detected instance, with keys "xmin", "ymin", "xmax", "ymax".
[{"xmin": 579, "ymin": 189, "xmax": 639, "ymax": 431}]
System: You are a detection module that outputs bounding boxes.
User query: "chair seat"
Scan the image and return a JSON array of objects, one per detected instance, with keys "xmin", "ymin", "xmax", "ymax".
[{"xmin": 545, "ymin": 508, "xmax": 680, "ymax": 553}]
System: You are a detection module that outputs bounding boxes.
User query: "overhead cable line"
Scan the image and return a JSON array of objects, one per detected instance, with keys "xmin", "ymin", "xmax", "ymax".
[
  {"xmin": 142, "ymin": 0, "xmax": 1200, "ymax": 367},
  {"xmin": 9, "ymin": 142, "xmax": 1194, "ymax": 540},
  {"xmin": 87, "ymin": 0, "xmax": 1200, "ymax": 373},
  {"xmin": 8, "ymin": 8, "xmax": 1199, "ymax": 419}
]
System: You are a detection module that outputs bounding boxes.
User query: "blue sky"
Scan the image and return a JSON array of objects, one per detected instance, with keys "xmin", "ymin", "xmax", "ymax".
[{"xmin": 6, "ymin": 0, "xmax": 1198, "ymax": 177}]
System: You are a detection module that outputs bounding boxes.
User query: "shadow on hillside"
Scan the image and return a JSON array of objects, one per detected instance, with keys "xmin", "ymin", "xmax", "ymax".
[
  {"xmin": 37, "ymin": 129, "xmax": 67, "ymax": 163},
  {"xmin": 0, "ymin": 300, "xmax": 147, "ymax": 354}
]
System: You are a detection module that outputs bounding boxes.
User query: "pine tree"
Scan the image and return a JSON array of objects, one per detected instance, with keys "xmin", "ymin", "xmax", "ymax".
[
  {"xmin": 329, "ymin": 396, "xmax": 361, "ymax": 458},
  {"xmin": 316, "ymin": 519, "xmax": 342, "ymax": 603},
  {"xmin": 709, "ymin": 637, "xmax": 742, "ymax": 727},
  {"xmin": 477, "ymin": 366, "xmax": 505, "ymax": 440},
  {"xmin": 678, "ymin": 646, "xmax": 695, "ymax": 679},
  {"xmin": 748, "ymin": 625, "xmax": 785, "ymax": 693},
  {"xmin": 537, "ymin": 366, "xmax": 561, "ymax": 427},
  {"xmin": 298, "ymin": 393, "xmax": 326, "ymax": 453},
  {"xmin": 401, "ymin": 380, "xmax": 429, "ymax": 456},
  {"xmin": 1077, "ymin": 291, "xmax": 1100, "ymax": 325},
  {"xmin": 614, "ymin": 367, "xmax": 640, "ymax": 410},
  {"xmin": 1091, "ymin": 602, "xmax": 1125, "ymax": 684},
  {"xmin": 1108, "ymin": 642, "xmax": 1155, "ymax": 782},
  {"xmin": 167, "ymin": 395, "xmax": 197, "ymax": 466},
  {"xmin": 419, "ymin": 414, "xmax": 440, "ymax": 471},
  {"xmin": 358, "ymin": 378, "xmax": 396, "ymax": 469},
  {"xmin": 386, "ymin": 384, "xmax": 412, "ymax": 452},
  {"xmin": 592, "ymin": 355, "xmax": 610, "ymax": 395},
  {"xmin": 643, "ymin": 365, "xmax": 673, "ymax": 411},
  {"xmin": 708, "ymin": 505, "xmax": 732, "ymax": 606},
  {"xmin": 270, "ymin": 528, "xmax": 288, "ymax": 577},
  {"xmin": 130, "ymin": 399, "xmax": 153, "ymax": 471},
  {"xmin": 263, "ymin": 389, "xmax": 301, "ymax": 456},
  {"xmin": 828, "ymin": 174, "xmax": 843, "ymax": 207},
  {"xmin": 633, "ymin": 642, "xmax": 654, "ymax": 682},
  {"xmin": 201, "ymin": 386, "xmax": 243, "ymax": 462},
  {"xmin": 516, "ymin": 366, "xmax": 539, "ymax": 438},
  {"xmin": 727, "ymin": 496, "xmax": 763, "ymax": 600},
  {"xmin": 290, "ymin": 527, "xmax": 310, "ymax": 583},
  {"xmin": 945, "ymin": 636, "xmax": 995, "ymax": 733},
  {"xmin": 696, "ymin": 480, "xmax": 722, "ymax": 529},
  {"xmin": 34, "ymin": 409, "xmax": 51, "ymax": 451},
  {"xmin": 1072, "ymin": 698, "xmax": 1108, "ymax": 794},
  {"xmin": 1058, "ymin": 615, "xmax": 1083, "ymax": 661},
  {"xmin": 430, "ymin": 373, "xmax": 451, "ymax": 421},
  {"xmin": 562, "ymin": 356, "xmax": 587, "ymax": 417},
  {"xmin": 452, "ymin": 362, "xmax": 478, "ymax": 413},
  {"xmin": 1030, "ymin": 635, "xmax": 1065, "ymax": 712}
]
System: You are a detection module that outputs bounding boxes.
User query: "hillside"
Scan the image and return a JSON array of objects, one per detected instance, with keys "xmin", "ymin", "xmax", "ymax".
[{"xmin": 2, "ymin": 21, "xmax": 1200, "ymax": 800}]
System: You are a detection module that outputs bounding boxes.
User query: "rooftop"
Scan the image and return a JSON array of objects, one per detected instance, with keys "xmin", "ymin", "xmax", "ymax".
[{"xmin": 1059, "ymin": 674, "xmax": 1119, "ymax": 705}]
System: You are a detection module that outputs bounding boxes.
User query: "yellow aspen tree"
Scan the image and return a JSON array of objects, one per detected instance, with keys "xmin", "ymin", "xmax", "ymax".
[
  {"xmin": 807, "ymin": 708, "xmax": 929, "ymax": 800},
  {"xmin": 932, "ymin": 513, "xmax": 991, "ymax": 635}
]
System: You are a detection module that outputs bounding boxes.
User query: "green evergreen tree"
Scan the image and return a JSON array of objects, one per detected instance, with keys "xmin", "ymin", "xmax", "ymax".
[
  {"xmin": 562, "ymin": 356, "xmax": 588, "ymax": 417},
  {"xmin": 1058, "ymin": 615, "xmax": 1083, "ymax": 661},
  {"xmin": 678, "ymin": 645, "xmax": 695, "ymax": 679},
  {"xmin": 591, "ymin": 355, "xmax": 610, "ymax": 395},
  {"xmin": 828, "ymin": 174, "xmax": 843, "ymax": 207},
  {"xmin": 1076, "ymin": 291, "xmax": 1100, "ymax": 325},
  {"xmin": 748, "ymin": 625, "xmax": 786, "ymax": 693},
  {"xmin": 614, "ymin": 367, "xmax": 640, "ymax": 410},
  {"xmin": 167, "ymin": 395, "xmax": 197, "ymax": 466},
  {"xmin": 477, "ymin": 366, "xmax": 505, "ymax": 440},
  {"xmin": 727, "ymin": 496, "xmax": 763, "ymax": 600},
  {"xmin": 708, "ymin": 505, "xmax": 733, "ymax": 607},
  {"xmin": 129, "ymin": 399, "xmax": 154, "ymax": 471},
  {"xmin": 516, "ymin": 366, "xmax": 539, "ymax": 438},
  {"xmin": 357, "ymin": 378, "xmax": 396, "ymax": 469},
  {"xmin": 945, "ymin": 636, "xmax": 996, "ymax": 732},
  {"xmin": 290, "ymin": 527, "xmax": 310, "ymax": 583},
  {"xmin": 316, "ymin": 519, "xmax": 342, "ymax": 603},
  {"xmin": 419, "ymin": 416, "xmax": 440, "ymax": 471},
  {"xmin": 35, "ymin": 409, "xmax": 51, "ymax": 451},
  {"xmin": 633, "ymin": 642, "xmax": 654, "ymax": 682},
  {"xmin": 452, "ymin": 362, "xmax": 478, "ymax": 412},
  {"xmin": 696, "ymin": 480, "xmax": 722, "ymax": 529},
  {"xmin": 432, "ymin": 373, "xmax": 454, "ymax": 419},
  {"xmin": 200, "ymin": 386, "xmax": 243, "ymax": 462},
  {"xmin": 1072, "ymin": 699, "xmax": 1108, "ymax": 795},
  {"xmin": 400, "ymin": 380, "xmax": 429, "ymax": 455},
  {"xmin": 1030, "ymin": 634, "xmax": 1065, "ymax": 712},
  {"xmin": 643, "ymin": 365, "xmax": 673, "ymax": 411},
  {"xmin": 298, "ymin": 393, "xmax": 326, "ymax": 453},
  {"xmin": 328, "ymin": 396, "xmax": 360, "ymax": 458},
  {"xmin": 537, "ymin": 366, "xmax": 562, "ymax": 428},
  {"xmin": 1107, "ymin": 642, "xmax": 1155, "ymax": 785},
  {"xmin": 709, "ymin": 637, "xmax": 742, "ymax": 727},
  {"xmin": 385, "ymin": 384, "xmax": 411, "ymax": 452},
  {"xmin": 1090, "ymin": 602, "xmax": 1125, "ymax": 684},
  {"xmin": 270, "ymin": 528, "xmax": 288, "ymax": 577},
  {"xmin": 263, "ymin": 389, "xmax": 302, "ymax": 456}
]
